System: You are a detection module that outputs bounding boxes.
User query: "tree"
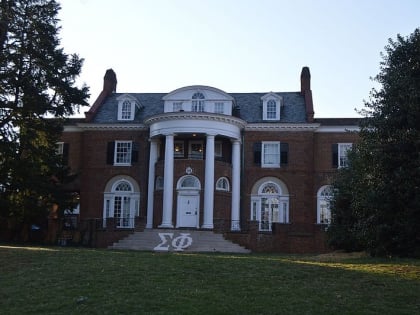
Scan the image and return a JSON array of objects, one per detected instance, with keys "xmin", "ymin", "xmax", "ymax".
[
  {"xmin": 328, "ymin": 28, "xmax": 420, "ymax": 257},
  {"xmin": 0, "ymin": 0, "xmax": 89, "ymax": 240}
]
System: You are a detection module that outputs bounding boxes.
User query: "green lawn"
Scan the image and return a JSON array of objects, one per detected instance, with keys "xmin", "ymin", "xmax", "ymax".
[{"xmin": 1, "ymin": 246, "xmax": 419, "ymax": 315}]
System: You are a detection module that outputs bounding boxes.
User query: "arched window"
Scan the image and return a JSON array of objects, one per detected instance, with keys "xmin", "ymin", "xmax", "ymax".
[
  {"xmin": 178, "ymin": 175, "xmax": 200, "ymax": 189},
  {"xmin": 192, "ymin": 92, "xmax": 205, "ymax": 112},
  {"xmin": 215, "ymin": 177, "xmax": 230, "ymax": 192},
  {"xmin": 103, "ymin": 177, "xmax": 140, "ymax": 228},
  {"xmin": 317, "ymin": 185, "xmax": 333, "ymax": 224},
  {"xmin": 251, "ymin": 179, "xmax": 289, "ymax": 231}
]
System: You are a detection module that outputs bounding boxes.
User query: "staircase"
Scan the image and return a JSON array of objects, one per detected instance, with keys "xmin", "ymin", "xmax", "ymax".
[{"xmin": 109, "ymin": 229, "xmax": 251, "ymax": 254}]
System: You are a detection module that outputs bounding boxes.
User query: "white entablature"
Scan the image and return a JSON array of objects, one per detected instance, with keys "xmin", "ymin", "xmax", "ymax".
[
  {"xmin": 144, "ymin": 112, "xmax": 246, "ymax": 139},
  {"xmin": 162, "ymin": 85, "xmax": 234, "ymax": 115}
]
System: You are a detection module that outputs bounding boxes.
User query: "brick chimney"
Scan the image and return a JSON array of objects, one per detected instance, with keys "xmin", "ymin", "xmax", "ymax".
[
  {"xmin": 300, "ymin": 66, "xmax": 314, "ymax": 122},
  {"xmin": 103, "ymin": 69, "xmax": 117, "ymax": 94},
  {"xmin": 85, "ymin": 69, "xmax": 117, "ymax": 122}
]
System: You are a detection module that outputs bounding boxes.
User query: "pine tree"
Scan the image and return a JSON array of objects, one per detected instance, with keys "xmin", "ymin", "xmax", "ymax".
[
  {"xmin": 0, "ymin": 0, "xmax": 89, "ymax": 240},
  {"xmin": 328, "ymin": 28, "xmax": 420, "ymax": 257}
]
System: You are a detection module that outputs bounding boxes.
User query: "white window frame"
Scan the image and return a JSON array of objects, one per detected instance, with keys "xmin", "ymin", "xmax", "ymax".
[
  {"xmin": 263, "ymin": 98, "xmax": 280, "ymax": 121},
  {"xmin": 114, "ymin": 141, "xmax": 132, "ymax": 166},
  {"xmin": 173, "ymin": 102, "xmax": 183, "ymax": 112},
  {"xmin": 118, "ymin": 99, "xmax": 135, "ymax": 121},
  {"xmin": 192, "ymin": 92, "xmax": 205, "ymax": 112},
  {"xmin": 262, "ymin": 141, "xmax": 280, "ymax": 168},
  {"xmin": 214, "ymin": 102, "xmax": 224, "ymax": 114},
  {"xmin": 250, "ymin": 181, "xmax": 289, "ymax": 231},
  {"xmin": 103, "ymin": 179, "xmax": 140, "ymax": 229},
  {"xmin": 56, "ymin": 142, "xmax": 64, "ymax": 155},
  {"xmin": 215, "ymin": 177, "xmax": 230, "ymax": 191},
  {"xmin": 338, "ymin": 143, "xmax": 352, "ymax": 168},
  {"xmin": 317, "ymin": 185, "xmax": 333, "ymax": 224}
]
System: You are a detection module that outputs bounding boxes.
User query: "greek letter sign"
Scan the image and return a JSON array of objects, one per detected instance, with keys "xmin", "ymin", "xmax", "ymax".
[{"xmin": 154, "ymin": 233, "xmax": 193, "ymax": 251}]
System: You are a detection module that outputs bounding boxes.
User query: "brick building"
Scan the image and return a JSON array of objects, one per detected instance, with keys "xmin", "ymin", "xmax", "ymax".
[{"xmin": 60, "ymin": 67, "xmax": 359, "ymax": 252}]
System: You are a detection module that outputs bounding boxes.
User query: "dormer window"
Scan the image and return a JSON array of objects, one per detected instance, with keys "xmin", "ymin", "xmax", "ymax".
[
  {"xmin": 117, "ymin": 95, "xmax": 139, "ymax": 121},
  {"xmin": 192, "ymin": 92, "xmax": 205, "ymax": 112},
  {"xmin": 266, "ymin": 100, "xmax": 277, "ymax": 119},
  {"xmin": 261, "ymin": 93, "xmax": 282, "ymax": 121}
]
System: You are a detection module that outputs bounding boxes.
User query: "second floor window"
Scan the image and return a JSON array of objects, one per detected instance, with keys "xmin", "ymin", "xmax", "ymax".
[
  {"xmin": 115, "ymin": 141, "xmax": 132, "ymax": 165},
  {"xmin": 107, "ymin": 141, "xmax": 139, "ymax": 166},
  {"xmin": 332, "ymin": 143, "xmax": 353, "ymax": 168},
  {"xmin": 262, "ymin": 142, "xmax": 280, "ymax": 168}
]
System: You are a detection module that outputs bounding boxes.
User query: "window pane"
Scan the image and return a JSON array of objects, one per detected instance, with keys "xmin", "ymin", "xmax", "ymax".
[
  {"xmin": 115, "ymin": 142, "xmax": 132, "ymax": 164},
  {"xmin": 267, "ymin": 100, "xmax": 277, "ymax": 119},
  {"xmin": 263, "ymin": 143, "xmax": 280, "ymax": 166},
  {"xmin": 121, "ymin": 100, "xmax": 132, "ymax": 119},
  {"xmin": 339, "ymin": 143, "xmax": 352, "ymax": 167},
  {"xmin": 215, "ymin": 102, "xmax": 224, "ymax": 114}
]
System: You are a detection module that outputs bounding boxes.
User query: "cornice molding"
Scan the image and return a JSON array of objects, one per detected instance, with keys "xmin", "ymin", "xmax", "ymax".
[
  {"xmin": 144, "ymin": 112, "xmax": 247, "ymax": 128},
  {"xmin": 75, "ymin": 123, "xmax": 147, "ymax": 131},
  {"xmin": 245, "ymin": 123, "xmax": 320, "ymax": 131}
]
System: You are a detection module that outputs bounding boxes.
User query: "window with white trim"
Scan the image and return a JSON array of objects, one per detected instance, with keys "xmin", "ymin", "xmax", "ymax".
[
  {"xmin": 103, "ymin": 178, "xmax": 140, "ymax": 228},
  {"xmin": 56, "ymin": 142, "xmax": 64, "ymax": 155},
  {"xmin": 173, "ymin": 102, "xmax": 183, "ymax": 112},
  {"xmin": 262, "ymin": 95, "xmax": 281, "ymax": 121},
  {"xmin": 262, "ymin": 141, "xmax": 280, "ymax": 168},
  {"xmin": 118, "ymin": 100, "xmax": 135, "ymax": 120},
  {"xmin": 250, "ymin": 181, "xmax": 289, "ymax": 231},
  {"xmin": 317, "ymin": 185, "xmax": 333, "ymax": 224},
  {"xmin": 339, "ymin": 143, "xmax": 352, "ymax": 168},
  {"xmin": 266, "ymin": 100, "xmax": 277, "ymax": 119},
  {"xmin": 214, "ymin": 102, "xmax": 224, "ymax": 114},
  {"xmin": 192, "ymin": 92, "xmax": 205, "ymax": 112},
  {"xmin": 332, "ymin": 143, "xmax": 353, "ymax": 168},
  {"xmin": 115, "ymin": 141, "xmax": 132, "ymax": 165},
  {"xmin": 216, "ymin": 177, "xmax": 230, "ymax": 191}
]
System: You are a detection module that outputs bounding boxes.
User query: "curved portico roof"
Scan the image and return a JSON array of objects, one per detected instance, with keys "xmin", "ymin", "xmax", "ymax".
[
  {"xmin": 144, "ymin": 112, "xmax": 246, "ymax": 140},
  {"xmin": 162, "ymin": 85, "xmax": 234, "ymax": 101}
]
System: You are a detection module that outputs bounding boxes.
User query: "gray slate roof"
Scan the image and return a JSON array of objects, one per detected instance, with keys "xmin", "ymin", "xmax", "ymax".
[{"xmin": 92, "ymin": 91, "xmax": 307, "ymax": 124}]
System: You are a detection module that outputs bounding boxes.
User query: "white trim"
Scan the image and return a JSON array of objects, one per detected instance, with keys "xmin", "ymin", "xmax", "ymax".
[
  {"xmin": 316, "ymin": 125, "xmax": 360, "ymax": 133},
  {"xmin": 216, "ymin": 177, "xmax": 230, "ymax": 191},
  {"xmin": 76, "ymin": 123, "xmax": 147, "ymax": 130},
  {"xmin": 261, "ymin": 141, "xmax": 281, "ymax": 168},
  {"xmin": 114, "ymin": 140, "xmax": 132, "ymax": 166},
  {"xmin": 317, "ymin": 185, "xmax": 333, "ymax": 224},
  {"xmin": 163, "ymin": 85, "xmax": 234, "ymax": 101},
  {"xmin": 246, "ymin": 123, "xmax": 320, "ymax": 131}
]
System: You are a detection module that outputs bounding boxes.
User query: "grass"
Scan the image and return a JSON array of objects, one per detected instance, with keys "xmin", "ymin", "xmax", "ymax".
[{"xmin": 0, "ymin": 246, "xmax": 419, "ymax": 315}]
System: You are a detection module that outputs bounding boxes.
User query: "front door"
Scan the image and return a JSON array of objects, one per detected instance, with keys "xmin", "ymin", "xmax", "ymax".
[{"xmin": 177, "ymin": 194, "xmax": 199, "ymax": 228}]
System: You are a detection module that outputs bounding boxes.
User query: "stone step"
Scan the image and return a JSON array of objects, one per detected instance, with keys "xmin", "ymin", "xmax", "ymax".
[{"xmin": 110, "ymin": 229, "xmax": 250, "ymax": 254}]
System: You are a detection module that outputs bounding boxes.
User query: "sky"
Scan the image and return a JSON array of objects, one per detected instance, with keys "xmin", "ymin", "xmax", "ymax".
[{"xmin": 58, "ymin": 0, "xmax": 420, "ymax": 118}]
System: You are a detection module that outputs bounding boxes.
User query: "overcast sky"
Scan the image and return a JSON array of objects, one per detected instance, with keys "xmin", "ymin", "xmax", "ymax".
[{"xmin": 58, "ymin": 0, "xmax": 420, "ymax": 118}]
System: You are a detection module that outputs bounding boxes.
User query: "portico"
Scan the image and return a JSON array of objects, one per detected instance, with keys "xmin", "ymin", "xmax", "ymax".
[{"xmin": 144, "ymin": 111, "xmax": 245, "ymax": 231}]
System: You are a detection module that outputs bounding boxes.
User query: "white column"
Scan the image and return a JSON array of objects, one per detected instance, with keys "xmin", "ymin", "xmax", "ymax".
[
  {"xmin": 160, "ymin": 134, "xmax": 174, "ymax": 228},
  {"xmin": 231, "ymin": 139, "xmax": 241, "ymax": 231},
  {"xmin": 202, "ymin": 134, "xmax": 215, "ymax": 229},
  {"xmin": 146, "ymin": 139, "xmax": 158, "ymax": 228}
]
